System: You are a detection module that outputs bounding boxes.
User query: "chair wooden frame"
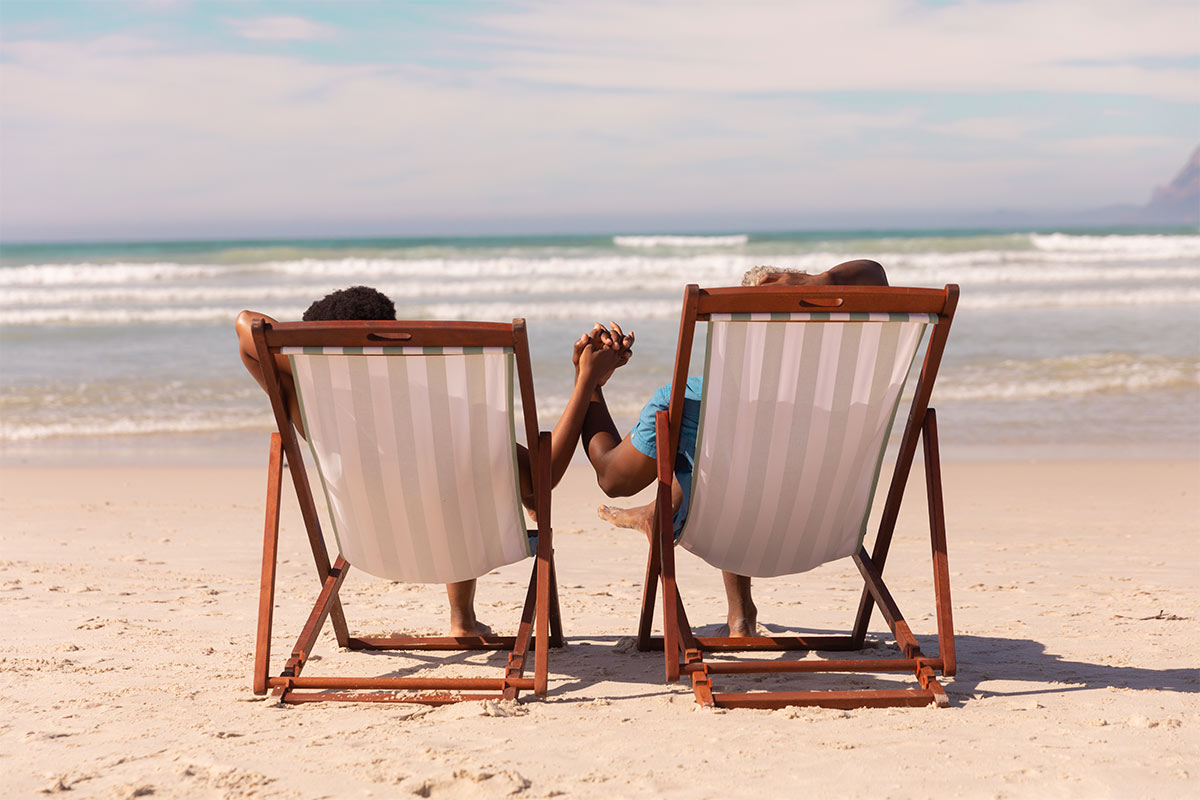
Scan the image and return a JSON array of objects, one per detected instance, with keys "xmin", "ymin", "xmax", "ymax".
[
  {"xmin": 638, "ymin": 284, "xmax": 959, "ymax": 709},
  {"xmin": 251, "ymin": 318, "xmax": 563, "ymax": 704}
]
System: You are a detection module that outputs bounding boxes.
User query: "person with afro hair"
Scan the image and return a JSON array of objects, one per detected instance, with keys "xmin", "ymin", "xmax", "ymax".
[{"xmin": 236, "ymin": 285, "xmax": 634, "ymax": 637}]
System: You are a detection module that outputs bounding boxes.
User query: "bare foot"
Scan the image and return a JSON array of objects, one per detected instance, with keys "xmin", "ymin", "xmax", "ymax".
[
  {"xmin": 449, "ymin": 619, "xmax": 494, "ymax": 638},
  {"xmin": 598, "ymin": 503, "xmax": 654, "ymax": 541},
  {"xmin": 727, "ymin": 602, "xmax": 758, "ymax": 638},
  {"xmin": 726, "ymin": 618, "xmax": 757, "ymax": 638},
  {"xmin": 716, "ymin": 619, "xmax": 759, "ymax": 638}
]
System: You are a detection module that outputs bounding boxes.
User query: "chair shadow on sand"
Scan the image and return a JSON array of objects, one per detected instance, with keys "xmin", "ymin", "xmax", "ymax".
[
  {"xmin": 916, "ymin": 629, "xmax": 1199, "ymax": 699},
  {"xmin": 684, "ymin": 624, "xmax": 1200, "ymax": 703},
  {"xmin": 302, "ymin": 624, "xmax": 1196, "ymax": 705}
]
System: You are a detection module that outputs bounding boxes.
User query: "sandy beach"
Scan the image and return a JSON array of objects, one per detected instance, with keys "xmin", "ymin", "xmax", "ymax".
[
  {"xmin": 3, "ymin": 1, "xmax": 1197, "ymax": 796},
  {"xmin": 1, "ymin": 453, "xmax": 1197, "ymax": 799}
]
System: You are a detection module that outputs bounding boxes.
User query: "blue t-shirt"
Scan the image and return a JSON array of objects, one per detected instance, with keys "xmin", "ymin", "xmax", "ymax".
[{"xmin": 629, "ymin": 377, "xmax": 703, "ymax": 535}]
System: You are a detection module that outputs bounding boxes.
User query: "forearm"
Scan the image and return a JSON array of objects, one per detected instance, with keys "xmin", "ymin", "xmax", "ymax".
[
  {"xmin": 236, "ymin": 310, "xmax": 304, "ymax": 437},
  {"xmin": 546, "ymin": 374, "xmax": 604, "ymax": 488},
  {"xmin": 581, "ymin": 387, "xmax": 622, "ymax": 468},
  {"xmin": 236, "ymin": 310, "xmax": 286, "ymax": 389}
]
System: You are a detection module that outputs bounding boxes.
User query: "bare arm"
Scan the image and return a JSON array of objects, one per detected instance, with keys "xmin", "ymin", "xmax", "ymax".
[
  {"xmin": 236, "ymin": 310, "xmax": 305, "ymax": 438},
  {"xmin": 582, "ymin": 391, "xmax": 657, "ymax": 498},
  {"xmin": 516, "ymin": 326, "xmax": 636, "ymax": 506},
  {"xmin": 756, "ymin": 259, "xmax": 889, "ymax": 287},
  {"xmin": 578, "ymin": 323, "xmax": 663, "ymax": 497}
]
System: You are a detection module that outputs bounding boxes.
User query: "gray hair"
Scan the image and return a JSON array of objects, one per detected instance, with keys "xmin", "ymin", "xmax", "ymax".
[{"xmin": 740, "ymin": 265, "xmax": 807, "ymax": 286}]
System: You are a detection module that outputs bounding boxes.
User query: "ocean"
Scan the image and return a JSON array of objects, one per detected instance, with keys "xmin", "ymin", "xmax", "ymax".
[{"xmin": 1, "ymin": 228, "xmax": 1197, "ymax": 465}]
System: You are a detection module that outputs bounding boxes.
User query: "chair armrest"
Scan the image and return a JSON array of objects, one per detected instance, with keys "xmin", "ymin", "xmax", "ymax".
[
  {"xmin": 653, "ymin": 410, "xmax": 674, "ymax": 487},
  {"xmin": 653, "ymin": 410, "xmax": 676, "ymax": 546},
  {"xmin": 534, "ymin": 431, "xmax": 552, "ymax": 552}
]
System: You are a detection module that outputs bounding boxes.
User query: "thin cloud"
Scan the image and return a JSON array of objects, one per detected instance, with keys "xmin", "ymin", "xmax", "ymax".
[
  {"xmin": 225, "ymin": 16, "xmax": 335, "ymax": 42},
  {"xmin": 469, "ymin": 0, "xmax": 1199, "ymax": 102},
  {"xmin": 0, "ymin": 2, "xmax": 1195, "ymax": 239}
]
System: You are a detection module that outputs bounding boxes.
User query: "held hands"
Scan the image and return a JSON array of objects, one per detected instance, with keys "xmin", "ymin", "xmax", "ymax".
[{"xmin": 573, "ymin": 321, "xmax": 634, "ymax": 388}]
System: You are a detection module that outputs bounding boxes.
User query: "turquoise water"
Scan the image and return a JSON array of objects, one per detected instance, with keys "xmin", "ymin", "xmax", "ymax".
[{"xmin": 1, "ymin": 227, "xmax": 1197, "ymax": 464}]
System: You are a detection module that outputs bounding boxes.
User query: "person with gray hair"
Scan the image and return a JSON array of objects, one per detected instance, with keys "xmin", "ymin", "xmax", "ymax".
[{"xmin": 579, "ymin": 259, "xmax": 889, "ymax": 637}]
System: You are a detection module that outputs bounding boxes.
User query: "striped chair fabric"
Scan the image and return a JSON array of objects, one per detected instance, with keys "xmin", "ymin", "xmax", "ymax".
[
  {"xmin": 283, "ymin": 345, "xmax": 531, "ymax": 584},
  {"xmin": 679, "ymin": 312, "xmax": 937, "ymax": 578}
]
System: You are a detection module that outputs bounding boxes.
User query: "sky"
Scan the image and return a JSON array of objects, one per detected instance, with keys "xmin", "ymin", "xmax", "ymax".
[{"xmin": 1, "ymin": 0, "xmax": 1197, "ymax": 241}]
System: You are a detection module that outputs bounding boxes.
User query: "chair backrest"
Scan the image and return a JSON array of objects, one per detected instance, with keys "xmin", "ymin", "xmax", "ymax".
[
  {"xmin": 666, "ymin": 286, "xmax": 957, "ymax": 579},
  {"xmin": 258, "ymin": 321, "xmax": 542, "ymax": 585}
]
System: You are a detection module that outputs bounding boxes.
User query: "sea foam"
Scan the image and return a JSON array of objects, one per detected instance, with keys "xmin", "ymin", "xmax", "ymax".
[{"xmin": 613, "ymin": 234, "xmax": 749, "ymax": 248}]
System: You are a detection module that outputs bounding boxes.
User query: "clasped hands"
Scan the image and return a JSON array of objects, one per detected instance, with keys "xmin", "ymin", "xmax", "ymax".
[{"xmin": 574, "ymin": 321, "xmax": 634, "ymax": 389}]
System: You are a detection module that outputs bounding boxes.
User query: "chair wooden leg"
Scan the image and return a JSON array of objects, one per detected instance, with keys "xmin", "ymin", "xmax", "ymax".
[
  {"xmin": 533, "ymin": 431, "xmax": 552, "ymax": 697},
  {"xmin": 534, "ymin": 559, "xmax": 550, "ymax": 697},
  {"xmin": 850, "ymin": 406, "xmax": 928, "ymax": 646},
  {"xmin": 654, "ymin": 410, "xmax": 681, "ymax": 683},
  {"xmin": 276, "ymin": 432, "xmax": 352, "ymax": 648},
  {"xmin": 923, "ymin": 409, "xmax": 956, "ymax": 676},
  {"xmin": 659, "ymin": 526, "xmax": 681, "ymax": 683},
  {"xmin": 548, "ymin": 557, "xmax": 565, "ymax": 648},
  {"xmin": 254, "ymin": 433, "xmax": 284, "ymax": 695},
  {"xmin": 502, "ymin": 561, "xmax": 540, "ymax": 700},
  {"xmin": 273, "ymin": 556, "xmax": 350, "ymax": 701},
  {"xmin": 674, "ymin": 591, "xmax": 698, "ymax": 651},
  {"xmin": 637, "ymin": 539, "xmax": 661, "ymax": 651}
]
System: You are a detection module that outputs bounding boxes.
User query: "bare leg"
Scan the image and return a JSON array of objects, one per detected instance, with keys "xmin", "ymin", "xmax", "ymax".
[
  {"xmin": 599, "ymin": 482, "xmax": 756, "ymax": 637},
  {"xmin": 721, "ymin": 572, "xmax": 757, "ymax": 637},
  {"xmin": 445, "ymin": 579, "xmax": 493, "ymax": 637}
]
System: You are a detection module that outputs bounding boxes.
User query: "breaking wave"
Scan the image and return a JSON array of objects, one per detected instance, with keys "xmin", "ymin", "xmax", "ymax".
[{"xmin": 613, "ymin": 234, "xmax": 749, "ymax": 248}]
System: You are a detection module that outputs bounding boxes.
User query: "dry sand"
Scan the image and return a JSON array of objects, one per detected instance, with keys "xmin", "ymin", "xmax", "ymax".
[{"xmin": 1, "ymin": 454, "xmax": 1197, "ymax": 799}]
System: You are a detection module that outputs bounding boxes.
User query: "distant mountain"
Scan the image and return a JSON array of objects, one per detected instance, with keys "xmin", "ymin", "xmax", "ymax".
[
  {"xmin": 1140, "ymin": 145, "xmax": 1200, "ymax": 225},
  {"xmin": 1053, "ymin": 145, "xmax": 1199, "ymax": 228}
]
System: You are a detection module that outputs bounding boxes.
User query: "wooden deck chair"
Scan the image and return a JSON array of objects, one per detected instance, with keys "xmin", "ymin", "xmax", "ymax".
[
  {"xmin": 638, "ymin": 284, "xmax": 959, "ymax": 709},
  {"xmin": 250, "ymin": 318, "xmax": 562, "ymax": 704}
]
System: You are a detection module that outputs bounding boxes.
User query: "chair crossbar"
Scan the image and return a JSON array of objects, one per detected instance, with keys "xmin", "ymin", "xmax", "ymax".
[
  {"xmin": 282, "ymin": 692, "xmax": 508, "ymax": 705},
  {"xmin": 637, "ymin": 634, "xmax": 861, "ymax": 652},
  {"xmin": 268, "ymin": 676, "xmax": 536, "ymax": 691},
  {"xmin": 347, "ymin": 636, "xmax": 519, "ymax": 651},
  {"xmin": 683, "ymin": 657, "xmax": 944, "ymax": 675},
  {"xmin": 713, "ymin": 689, "xmax": 937, "ymax": 710}
]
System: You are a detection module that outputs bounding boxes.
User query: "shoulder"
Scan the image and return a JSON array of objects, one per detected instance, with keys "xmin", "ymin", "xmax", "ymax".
[{"xmin": 648, "ymin": 382, "xmax": 673, "ymax": 408}]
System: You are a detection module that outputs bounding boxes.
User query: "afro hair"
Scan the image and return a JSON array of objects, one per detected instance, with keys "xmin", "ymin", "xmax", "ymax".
[{"xmin": 302, "ymin": 285, "xmax": 396, "ymax": 322}]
